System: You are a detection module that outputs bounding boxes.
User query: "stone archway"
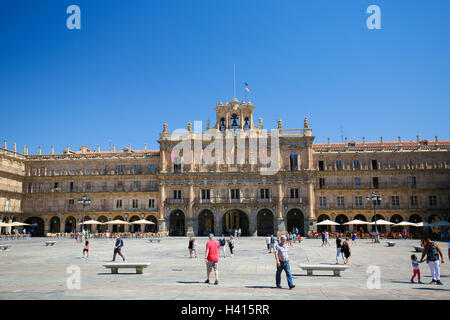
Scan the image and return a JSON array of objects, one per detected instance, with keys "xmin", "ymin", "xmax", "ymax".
[
  {"xmin": 371, "ymin": 214, "xmax": 386, "ymax": 233},
  {"xmin": 145, "ymin": 215, "xmax": 158, "ymax": 233},
  {"xmin": 354, "ymin": 214, "xmax": 368, "ymax": 233},
  {"xmin": 97, "ymin": 215, "xmax": 108, "ymax": 233},
  {"xmin": 49, "ymin": 216, "xmax": 60, "ymax": 233},
  {"xmin": 169, "ymin": 210, "xmax": 185, "ymax": 236},
  {"xmin": 129, "ymin": 215, "xmax": 141, "ymax": 233},
  {"xmin": 335, "ymin": 214, "xmax": 349, "ymax": 233},
  {"xmin": 112, "ymin": 215, "xmax": 125, "ymax": 233},
  {"xmin": 64, "ymin": 216, "xmax": 77, "ymax": 233},
  {"xmin": 286, "ymin": 209, "xmax": 305, "ymax": 236},
  {"xmin": 317, "ymin": 214, "xmax": 331, "ymax": 232},
  {"xmin": 222, "ymin": 209, "xmax": 249, "ymax": 236},
  {"xmin": 390, "ymin": 214, "xmax": 404, "ymax": 233},
  {"xmin": 257, "ymin": 209, "xmax": 274, "ymax": 236},
  {"xmin": 198, "ymin": 210, "xmax": 214, "ymax": 236},
  {"xmin": 24, "ymin": 217, "xmax": 45, "ymax": 237}
]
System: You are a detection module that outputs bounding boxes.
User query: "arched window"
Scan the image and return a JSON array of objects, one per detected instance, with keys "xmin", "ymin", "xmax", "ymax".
[
  {"xmin": 220, "ymin": 118, "xmax": 226, "ymax": 131},
  {"xmin": 231, "ymin": 114, "xmax": 239, "ymax": 129},
  {"xmin": 244, "ymin": 117, "xmax": 250, "ymax": 130}
]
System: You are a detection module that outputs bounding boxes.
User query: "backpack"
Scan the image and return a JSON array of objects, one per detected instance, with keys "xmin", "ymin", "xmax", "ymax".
[
  {"xmin": 119, "ymin": 238, "xmax": 124, "ymax": 247},
  {"xmin": 220, "ymin": 238, "xmax": 225, "ymax": 246}
]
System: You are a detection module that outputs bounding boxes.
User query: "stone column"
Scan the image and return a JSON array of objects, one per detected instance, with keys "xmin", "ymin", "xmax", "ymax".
[
  {"xmin": 307, "ymin": 181, "xmax": 316, "ymax": 234},
  {"xmin": 158, "ymin": 183, "xmax": 167, "ymax": 234},
  {"xmin": 276, "ymin": 182, "xmax": 286, "ymax": 235},
  {"xmin": 60, "ymin": 215, "xmax": 65, "ymax": 233},
  {"xmin": 161, "ymin": 147, "xmax": 167, "ymax": 173},
  {"xmin": 214, "ymin": 209, "xmax": 222, "ymax": 236},
  {"xmin": 249, "ymin": 207, "xmax": 258, "ymax": 237},
  {"xmin": 186, "ymin": 183, "xmax": 195, "ymax": 237}
]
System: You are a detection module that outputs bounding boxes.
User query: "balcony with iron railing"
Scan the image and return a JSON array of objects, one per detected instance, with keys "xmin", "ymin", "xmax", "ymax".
[
  {"xmin": 26, "ymin": 185, "xmax": 159, "ymax": 194},
  {"xmin": 0, "ymin": 183, "xmax": 23, "ymax": 193}
]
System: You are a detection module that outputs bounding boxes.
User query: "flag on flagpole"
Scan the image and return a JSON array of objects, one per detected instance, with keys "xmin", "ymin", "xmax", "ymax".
[
  {"xmin": 171, "ymin": 148, "xmax": 175, "ymax": 163},
  {"xmin": 290, "ymin": 148, "xmax": 295, "ymax": 158},
  {"xmin": 244, "ymin": 82, "xmax": 250, "ymax": 93},
  {"xmin": 231, "ymin": 144, "xmax": 236, "ymax": 155}
]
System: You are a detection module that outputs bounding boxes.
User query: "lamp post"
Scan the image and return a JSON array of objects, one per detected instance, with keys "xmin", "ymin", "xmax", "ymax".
[
  {"xmin": 366, "ymin": 191, "xmax": 382, "ymax": 243},
  {"xmin": 77, "ymin": 195, "xmax": 91, "ymax": 233}
]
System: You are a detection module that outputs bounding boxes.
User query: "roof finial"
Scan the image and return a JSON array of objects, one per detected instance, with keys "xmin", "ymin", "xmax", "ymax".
[
  {"xmin": 163, "ymin": 122, "xmax": 167, "ymax": 133},
  {"xmin": 51, "ymin": 145, "xmax": 54, "ymax": 155},
  {"xmin": 38, "ymin": 146, "xmax": 42, "ymax": 155},
  {"xmin": 97, "ymin": 144, "xmax": 100, "ymax": 153},
  {"xmin": 113, "ymin": 144, "xmax": 116, "ymax": 152},
  {"xmin": 416, "ymin": 135, "xmax": 420, "ymax": 145},
  {"xmin": 304, "ymin": 117, "xmax": 309, "ymax": 129},
  {"xmin": 363, "ymin": 136, "xmax": 366, "ymax": 145},
  {"xmin": 144, "ymin": 143, "xmax": 147, "ymax": 151},
  {"xmin": 327, "ymin": 137, "xmax": 330, "ymax": 145},
  {"xmin": 258, "ymin": 118, "xmax": 263, "ymax": 129},
  {"xmin": 23, "ymin": 145, "xmax": 28, "ymax": 155},
  {"xmin": 277, "ymin": 119, "xmax": 282, "ymax": 130},
  {"xmin": 380, "ymin": 136, "xmax": 383, "ymax": 145},
  {"xmin": 13, "ymin": 143, "xmax": 16, "ymax": 153},
  {"xmin": 435, "ymin": 135, "xmax": 438, "ymax": 144},
  {"xmin": 3, "ymin": 138, "xmax": 6, "ymax": 149}
]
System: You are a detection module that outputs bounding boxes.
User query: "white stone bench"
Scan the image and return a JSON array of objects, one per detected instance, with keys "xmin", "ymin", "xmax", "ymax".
[
  {"xmin": 387, "ymin": 242, "xmax": 396, "ymax": 247},
  {"xmin": 0, "ymin": 245, "xmax": 11, "ymax": 251},
  {"xmin": 103, "ymin": 262, "xmax": 151, "ymax": 274},
  {"xmin": 299, "ymin": 264, "xmax": 349, "ymax": 276},
  {"xmin": 413, "ymin": 246, "xmax": 423, "ymax": 252},
  {"xmin": 45, "ymin": 241, "xmax": 56, "ymax": 246}
]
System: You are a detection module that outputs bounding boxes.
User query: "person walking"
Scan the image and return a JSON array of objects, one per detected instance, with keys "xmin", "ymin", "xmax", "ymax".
[
  {"xmin": 324, "ymin": 231, "xmax": 330, "ymax": 246},
  {"xmin": 335, "ymin": 234, "xmax": 345, "ymax": 264},
  {"xmin": 188, "ymin": 237, "xmax": 194, "ymax": 258},
  {"xmin": 410, "ymin": 254, "xmax": 423, "ymax": 283},
  {"xmin": 192, "ymin": 238, "xmax": 198, "ymax": 258},
  {"xmin": 274, "ymin": 235, "xmax": 295, "ymax": 289},
  {"xmin": 234, "ymin": 228, "xmax": 238, "ymax": 238},
  {"xmin": 112, "ymin": 234, "xmax": 125, "ymax": 262},
  {"xmin": 288, "ymin": 232, "xmax": 293, "ymax": 247},
  {"xmin": 205, "ymin": 234, "xmax": 220, "ymax": 285},
  {"xmin": 82, "ymin": 239, "xmax": 89, "ymax": 259},
  {"xmin": 270, "ymin": 234, "xmax": 275, "ymax": 253},
  {"xmin": 419, "ymin": 237, "xmax": 445, "ymax": 285},
  {"xmin": 351, "ymin": 232, "xmax": 357, "ymax": 246},
  {"xmin": 321, "ymin": 232, "xmax": 326, "ymax": 247},
  {"xmin": 219, "ymin": 234, "xmax": 227, "ymax": 258},
  {"xmin": 228, "ymin": 235, "xmax": 235, "ymax": 257},
  {"xmin": 238, "ymin": 228, "xmax": 242, "ymax": 238},
  {"xmin": 266, "ymin": 234, "xmax": 272, "ymax": 253},
  {"xmin": 341, "ymin": 237, "xmax": 351, "ymax": 265}
]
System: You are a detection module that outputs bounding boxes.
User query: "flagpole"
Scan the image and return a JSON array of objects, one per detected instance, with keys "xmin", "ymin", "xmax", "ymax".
[{"xmin": 233, "ymin": 64, "xmax": 236, "ymax": 99}]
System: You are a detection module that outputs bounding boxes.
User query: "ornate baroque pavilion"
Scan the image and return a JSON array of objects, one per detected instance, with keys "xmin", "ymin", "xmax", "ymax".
[{"xmin": 1, "ymin": 99, "xmax": 449, "ymax": 236}]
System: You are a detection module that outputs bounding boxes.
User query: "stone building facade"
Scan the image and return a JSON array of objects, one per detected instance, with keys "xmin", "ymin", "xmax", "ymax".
[{"xmin": 1, "ymin": 100, "xmax": 449, "ymax": 236}]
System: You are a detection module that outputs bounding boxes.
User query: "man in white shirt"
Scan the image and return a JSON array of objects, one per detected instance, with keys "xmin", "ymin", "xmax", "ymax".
[{"xmin": 266, "ymin": 234, "xmax": 271, "ymax": 253}]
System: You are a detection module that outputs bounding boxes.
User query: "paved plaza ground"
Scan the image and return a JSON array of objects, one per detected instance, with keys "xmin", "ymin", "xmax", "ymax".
[{"xmin": 0, "ymin": 237, "xmax": 449, "ymax": 300}]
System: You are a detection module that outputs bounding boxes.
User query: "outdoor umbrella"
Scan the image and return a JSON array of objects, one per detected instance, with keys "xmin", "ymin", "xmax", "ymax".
[
  {"xmin": 343, "ymin": 219, "xmax": 369, "ymax": 225},
  {"xmin": 130, "ymin": 219, "xmax": 155, "ymax": 225},
  {"xmin": 105, "ymin": 220, "xmax": 130, "ymax": 225},
  {"xmin": 77, "ymin": 219, "xmax": 104, "ymax": 225},
  {"xmin": 413, "ymin": 222, "xmax": 433, "ymax": 227},
  {"xmin": 315, "ymin": 219, "xmax": 340, "ymax": 226},
  {"xmin": 393, "ymin": 221, "xmax": 417, "ymax": 227},
  {"xmin": 368, "ymin": 219, "xmax": 394, "ymax": 225},
  {"xmin": 9, "ymin": 222, "xmax": 31, "ymax": 227},
  {"xmin": 430, "ymin": 221, "xmax": 450, "ymax": 227}
]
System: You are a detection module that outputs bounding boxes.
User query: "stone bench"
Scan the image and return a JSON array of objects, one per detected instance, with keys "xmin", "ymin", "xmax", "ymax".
[
  {"xmin": 148, "ymin": 238, "xmax": 161, "ymax": 243},
  {"xmin": 387, "ymin": 242, "xmax": 396, "ymax": 247},
  {"xmin": 103, "ymin": 262, "xmax": 151, "ymax": 274},
  {"xmin": 0, "ymin": 245, "xmax": 11, "ymax": 251},
  {"xmin": 299, "ymin": 264, "xmax": 349, "ymax": 276},
  {"xmin": 45, "ymin": 241, "xmax": 56, "ymax": 246},
  {"xmin": 413, "ymin": 246, "xmax": 423, "ymax": 252}
]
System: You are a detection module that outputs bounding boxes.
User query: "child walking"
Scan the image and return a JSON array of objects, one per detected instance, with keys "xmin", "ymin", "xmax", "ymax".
[
  {"xmin": 82, "ymin": 240, "xmax": 89, "ymax": 258},
  {"xmin": 410, "ymin": 254, "xmax": 423, "ymax": 283}
]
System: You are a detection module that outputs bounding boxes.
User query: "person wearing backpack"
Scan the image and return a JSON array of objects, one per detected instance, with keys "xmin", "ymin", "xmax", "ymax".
[
  {"xmin": 219, "ymin": 234, "xmax": 227, "ymax": 258},
  {"xmin": 112, "ymin": 234, "xmax": 126, "ymax": 262}
]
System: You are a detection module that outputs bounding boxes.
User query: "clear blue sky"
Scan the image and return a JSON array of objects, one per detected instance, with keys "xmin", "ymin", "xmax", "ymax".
[{"xmin": 1, "ymin": 0, "xmax": 449, "ymax": 154}]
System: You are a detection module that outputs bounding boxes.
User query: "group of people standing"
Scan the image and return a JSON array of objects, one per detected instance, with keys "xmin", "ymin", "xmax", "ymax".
[{"xmin": 335, "ymin": 234, "xmax": 351, "ymax": 264}]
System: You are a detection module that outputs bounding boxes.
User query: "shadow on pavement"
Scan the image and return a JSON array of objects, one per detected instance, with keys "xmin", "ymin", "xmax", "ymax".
[
  {"xmin": 177, "ymin": 281, "xmax": 204, "ymax": 284},
  {"xmin": 412, "ymin": 287, "xmax": 450, "ymax": 292},
  {"xmin": 245, "ymin": 286, "xmax": 277, "ymax": 289}
]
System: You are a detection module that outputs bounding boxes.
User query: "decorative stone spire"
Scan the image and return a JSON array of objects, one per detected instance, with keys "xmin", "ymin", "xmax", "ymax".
[
  {"xmin": 128, "ymin": 144, "xmax": 131, "ymax": 152},
  {"xmin": 51, "ymin": 145, "xmax": 54, "ymax": 155},
  {"xmin": 327, "ymin": 137, "xmax": 330, "ymax": 145},
  {"xmin": 258, "ymin": 118, "xmax": 263, "ymax": 129},
  {"xmin": 13, "ymin": 143, "xmax": 16, "ymax": 153},
  {"xmin": 345, "ymin": 137, "xmax": 348, "ymax": 145},
  {"xmin": 187, "ymin": 121, "xmax": 192, "ymax": 132},
  {"xmin": 416, "ymin": 135, "xmax": 420, "ymax": 145},
  {"xmin": 398, "ymin": 136, "xmax": 401, "ymax": 144},
  {"xmin": 380, "ymin": 137, "xmax": 383, "ymax": 145},
  {"xmin": 97, "ymin": 144, "xmax": 100, "ymax": 152},
  {"xmin": 113, "ymin": 144, "xmax": 116, "ymax": 152},
  {"xmin": 304, "ymin": 117, "xmax": 309, "ymax": 129},
  {"xmin": 206, "ymin": 120, "xmax": 210, "ymax": 130},
  {"xmin": 435, "ymin": 135, "xmax": 438, "ymax": 144},
  {"xmin": 23, "ymin": 145, "xmax": 28, "ymax": 155},
  {"xmin": 3, "ymin": 139, "xmax": 6, "ymax": 149},
  {"xmin": 38, "ymin": 146, "xmax": 42, "ymax": 155},
  {"xmin": 144, "ymin": 143, "xmax": 147, "ymax": 151},
  {"xmin": 277, "ymin": 119, "xmax": 282, "ymax": 130},
  {"xmin": 362, "ymin": 137, "xmax": 366, "ymax": 145},
  {"xmin": 163, "ymin": 122, "xmax": 167, "ymax": 133}
]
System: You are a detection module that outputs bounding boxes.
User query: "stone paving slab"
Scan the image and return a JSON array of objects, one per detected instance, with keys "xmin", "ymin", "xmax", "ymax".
[{"xmin": 0, "ymin": 237, "xmax": 448, "ymax": 300}]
